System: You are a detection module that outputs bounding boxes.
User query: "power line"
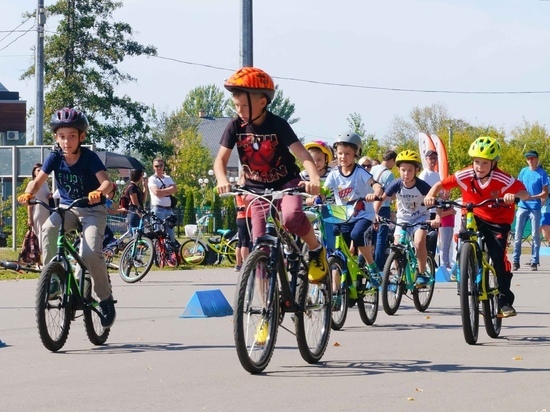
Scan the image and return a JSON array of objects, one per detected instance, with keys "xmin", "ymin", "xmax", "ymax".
[
  {"xmin": 0, "ymin": 15, "xmax": 34, "ymax": 45},
  {"xmin": 0, "ymin": 25, "xmax": 36, "ymax": 53},
  {"xmin": 154, "ymin": 54, "xmax": 550, "ymax": 95}
]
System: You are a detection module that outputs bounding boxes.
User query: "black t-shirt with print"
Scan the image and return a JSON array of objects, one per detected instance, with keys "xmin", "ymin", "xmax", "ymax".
[{"xmin": 219, "ymin": 112, "xmax": 300, "ymax": 189}]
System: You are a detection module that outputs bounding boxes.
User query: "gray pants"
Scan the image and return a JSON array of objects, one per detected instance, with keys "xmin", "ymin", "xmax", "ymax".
[{"xmin": 41, "ymin": 205, "xmax": 112, "ymax": 301}]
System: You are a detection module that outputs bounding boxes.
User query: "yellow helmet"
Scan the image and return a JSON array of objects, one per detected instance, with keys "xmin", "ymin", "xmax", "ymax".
[
  {"xmin": 304, "ymin": 140, "xmax": 334, "ymax": 163},
  {"xmin": 468, "ymin": 136, "xmax": 501, "ymax": 160},
  {"xmin": 396, "ymin": 150, "xmax": 422, "ymax": 169}
]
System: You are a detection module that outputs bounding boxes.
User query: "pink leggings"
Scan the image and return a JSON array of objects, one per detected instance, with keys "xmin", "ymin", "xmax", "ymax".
[{"xmin": 246, "ymin": 180, "xmax": 311, "ymax": 242}]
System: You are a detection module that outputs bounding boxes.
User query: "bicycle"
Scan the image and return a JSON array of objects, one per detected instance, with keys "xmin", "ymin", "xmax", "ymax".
[
  {"xmin": 29, "ymin": 198, "xmax": 112, "ymax": 352},
  {"xmin": 180, "ymin": 214, "xmax": 237, "ymax": 265},
  {"xmin": 430, "ymin": 198, "xmax": 509, "ymax": 345},
  {"xmin": 118, "ymin": 209, "xmax": 181, "ymax": 283},
  {"xmin": 221, "ymin": 186, "xmax": 332, "ymax": 374},
  {"xmin": 320, "ymin": 203, "xmax": 380, "ymax": 330},
  {"xmin": 379, "ymin": 218, "xmax": 436, "ymax": 315}
]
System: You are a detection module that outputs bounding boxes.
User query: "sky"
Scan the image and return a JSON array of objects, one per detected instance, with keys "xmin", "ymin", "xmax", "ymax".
[{"xmin": 1, "ymin": 0, "xmax": 550, "ymax": 147}]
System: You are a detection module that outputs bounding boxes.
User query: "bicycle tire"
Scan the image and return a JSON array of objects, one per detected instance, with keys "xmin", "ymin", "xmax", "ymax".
[
  {"xmin": 459, "ymin": 242, "xmax": 480, "ymax": 344},
  {"xmin": 382, "ymin": 251, "xmax": 405, "ymax": 315},
  {"xmin": 119, "ymin": 237, "xmax": 155, "ymax": 283},
  {"xmin": 83, "ymin": 276, "xmax": 110, "ymax": 345},
  {"xmin": 180, "ymin": 239, "xmax": 209, "ymax": 265},
  {"xmin": 295, "ymin": 262, "xmax": 332, "ymax": 364},
  {"xmin": 328, "ymin": 256, "xmax": 348, "ymax": 330},
  {"xmin": 226, "ymin": 239, "xmax": 238, "ymax": 264},
  {"xmin": 357, "ymin": 276, "xmax": 379, "ymax": 326},
  {"xmin": 413, "ymin": 253, "xmax": 436, "ymax": 312},
  {"xmin": 36, "ymin": 262, "xmax": 71, "ymax": 352},
  {"xmin": 482, "ymin": 259, "xmax": 502, "ymax": 338},
  {"xmin": 233, "ymin": 249, "xmax": 279, "ymax": 374}
]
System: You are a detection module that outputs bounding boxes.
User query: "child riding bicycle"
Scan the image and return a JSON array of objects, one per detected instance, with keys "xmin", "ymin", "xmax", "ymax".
[
  {"xmin": 18, "ymin": 108, "xmax": 116, "ymax": 328},
  {"xmin": 213, "ymin": 67, "xmax": 328, "ymax": 282},
  {"xmin": 321, "ymin": 131, "xmax": 384, "ymax": 286},
  {"xmin": 373, "ymin": 150, "xmax": 435, "ymax": 287},
  {"xmin": 424, "ymin": 136, "xmax": 529, "ymax": 318}
]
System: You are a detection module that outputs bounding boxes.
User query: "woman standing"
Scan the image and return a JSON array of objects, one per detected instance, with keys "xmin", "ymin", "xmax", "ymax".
[
  {"xmin": 126, "ymin": 169, "xmax": 147, "ymax": 231},
  {"xmin": 26, "ymin": 163, "xmax": 51, "ymax": 252}
]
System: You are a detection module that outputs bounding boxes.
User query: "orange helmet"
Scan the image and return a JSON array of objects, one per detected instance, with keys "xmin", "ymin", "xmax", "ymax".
[{"xmin": 224, "ymin": 67, "xmax": 275, "ymax": 103}]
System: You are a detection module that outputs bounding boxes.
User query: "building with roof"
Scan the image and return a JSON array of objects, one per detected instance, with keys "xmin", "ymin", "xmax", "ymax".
[
  {"xmin": 197, "ymin": 115, "xmax": 240, "ymax": 177},
  {"xmin": 0, "ymin": 82, "xmax": 26, "ymax": 146}
]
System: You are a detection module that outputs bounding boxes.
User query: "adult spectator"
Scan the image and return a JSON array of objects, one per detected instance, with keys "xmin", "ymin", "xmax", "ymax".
[
  {"xmin": 127, "ymin": 169, "xmax": 148, "ymax": 232},
  {"xmin": 512, "ymin": 150, "xmax": 549, "ymax": 271},
  {"xmin": 25, "ymin": 163, "xmax": 52, "ymax": 253},
  {"xmin": 370, "ymin": 149, "xmax": 397, "ymax": 270},
  {"xmin": 358, "ymin": 156, "xmax": 373, "ymax": 171},
  {"xmin": 418, "ymin": 150, "xmax": 441, "ymax": 212},
  {"xmin": 148, "ymin": 158, "xmax": 177, "ymax": 243}
]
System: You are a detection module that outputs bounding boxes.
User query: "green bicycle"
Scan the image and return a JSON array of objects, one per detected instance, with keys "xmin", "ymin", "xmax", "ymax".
[
  {"xmin": 30, "ymin": 198, "xmax": 112, "ymax": 352},
  {"xmin": 321, "ymin": 203, "xmax": 380, "ymax": 330},
  {"xmin": 180, "ymin": 214, "xmax": 237, "ymax": 265},
  {"xmin": 431, "ymin": 198, "xmax": 509, "ymax": 345},
  {"xmin": 380, "ymin": 218, "xmax": 436, "ymax": 316}
]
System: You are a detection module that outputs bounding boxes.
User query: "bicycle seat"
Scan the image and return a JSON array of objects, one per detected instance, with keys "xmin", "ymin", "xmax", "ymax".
[{"xmin": 216, "ymin": 229, "xmax": 232, "ymax": 238}]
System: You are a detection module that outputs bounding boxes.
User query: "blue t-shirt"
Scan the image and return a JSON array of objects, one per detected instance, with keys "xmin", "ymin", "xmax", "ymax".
[
  {"xmin": 518, "ymin": 166, "xmax": 549, "ymax": 210},
  {"xmin": 42, "ymin": 146, "xmax": 106, "ymax": 206}
]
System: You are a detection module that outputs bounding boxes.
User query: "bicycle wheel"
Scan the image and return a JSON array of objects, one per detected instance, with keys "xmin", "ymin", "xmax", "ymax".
[
  {"xmin": 233, "ymin": 249, "xmax": 279, "ymax": 374},
  {"xmin": 83, "ymin": 276, "xmax": 110, "ymax": 345},
  {"xmin": 357, "ymin": 276, "xmax": 379, "ymax": 326},
  {"xmin": 382, "ymin": 251, "xmax": 405, "ymax": 315},
  {"xmin": 36, "ymin": 262, "xmax": 71, "ymax": 352},
  {"xmin": 413, "ymin": 253, "xmax": 436, "ymax": 312},
  {"xmin": 482, "ymin": 264, "xmax": 502, "ymax": 338},
  {"xmin": 295, "ymin": 262, "xmax": 332, "ymax": 364},
  {"xmin": 119, "ymin": 237, "xmax": 155, "ymax": 283},
  {"xmin": 225, "ymin": 239, "xmax": 238, "ymax": 264},
  {"xmin": 180, "ymin": 239, "xmax": 208, "ymax": 265},
  {"xmin": 459, "ymin": 242, "xmax": 480, "ymax": 345},
  {"xmin": 328, "ymin": 256, "xmax": 348, "ymax": 330}
]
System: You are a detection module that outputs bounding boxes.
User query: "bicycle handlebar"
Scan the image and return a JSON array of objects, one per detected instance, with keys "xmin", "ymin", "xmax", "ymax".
[
  {"xmin": 378, "ymin": 216, "xmax": 432, "ymax": 230},
  {"xmin": 424, "ymin": 197, "xmax": 518, "ymax": 211},
  {"xmin": 30, "ymin": 197, "xmax": 94, "ymax": 213},
  {"xmin": 219, "ymin": 185, "xmax": 309, "ymax": 199}
]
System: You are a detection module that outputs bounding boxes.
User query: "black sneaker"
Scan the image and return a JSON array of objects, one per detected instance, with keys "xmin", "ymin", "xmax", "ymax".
[
  {"xmin": 531, "ymin": 263, "xmax": 538, "ymax": 271},
  {"xmin": 512, "ymin": 262, "xmax": 520, "ymax": 271},
  {"xmin": 499, "ymin": 304, "xmax": 517, "ymax": 318},
  {"xmin": 99, "ymin": 296, "xmax": 116, "ymax": 328}
]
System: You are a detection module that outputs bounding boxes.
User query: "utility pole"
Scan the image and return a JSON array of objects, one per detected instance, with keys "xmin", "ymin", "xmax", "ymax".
[
  {"xmin": 240, "ymin": 0, "xmax": 253, "ymax": 67},
  {"xmin": 35, "ymin": 0, "xmax": 45, "ymax": 145}
]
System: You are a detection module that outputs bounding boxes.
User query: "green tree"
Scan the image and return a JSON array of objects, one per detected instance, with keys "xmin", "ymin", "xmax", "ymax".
[
  {"xmin": 21, "ymin": 0, "xmax": 157, "ymax": 151},
  {"xmin": 184, "ymin": 190, "xmax": 196, "ymax": 226},
  {"xmin": 180, "ymin": 84, "xmax": 230, "ymax": 119},
  {"xmin": 210, "ymin": 192, "xmax": 222, "ymax": 233},
  {"xmin": 346, "ymin": 112, "xmax": 382, "ymax": 158}
]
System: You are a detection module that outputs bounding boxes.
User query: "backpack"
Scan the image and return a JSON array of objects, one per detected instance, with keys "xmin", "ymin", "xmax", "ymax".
[
  {"xmin": 119, "ymin": 183, "xmax": 133, "ymax": 210},
  {"xmin": 19, "ymin": 228, "xmax": 41, "ymax": 264}
]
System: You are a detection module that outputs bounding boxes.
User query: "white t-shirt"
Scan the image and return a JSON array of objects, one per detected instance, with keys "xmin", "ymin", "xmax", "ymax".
[
  {"xmin": 418, "ymin": 169, "xmax": 441, "ymax": 188},
  {"xmin": 370, "ymin": 164, "xmax": 395, "ymax": 208},
  {"xmin": 148, "ymin": 174, "xmax": 175, "ymax": 207}
]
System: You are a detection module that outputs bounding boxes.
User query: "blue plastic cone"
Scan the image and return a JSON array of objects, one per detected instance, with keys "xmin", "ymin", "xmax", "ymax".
[
  {"xmin": 0, "ymin": 339, "xmax": 6, "ymax": 348},
  {"xmin": 180, "ymin": 289, "xmax": 233, "ymax": 318},
  {"xmin": 435, "ymin": 266, "xmax": 450, "ymax": 282}
]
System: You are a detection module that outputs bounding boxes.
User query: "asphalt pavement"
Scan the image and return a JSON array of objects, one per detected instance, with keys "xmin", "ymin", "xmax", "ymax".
[{"xmin": 1, "ymin": 256, "xmax": 549, "ymax": 412}]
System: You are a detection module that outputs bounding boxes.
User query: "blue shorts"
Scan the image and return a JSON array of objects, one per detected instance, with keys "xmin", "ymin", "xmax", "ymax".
[
  {"xmin": 541, "ymin": 213, "xmax": 550, "ymax": 226},
  {"xmin": 340, "ymin": 217, "xmax": 373, "ymax": 247}
]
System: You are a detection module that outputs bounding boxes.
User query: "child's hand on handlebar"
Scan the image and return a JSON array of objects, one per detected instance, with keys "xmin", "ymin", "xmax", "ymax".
[
  {"xmin": 18, "ymin": 192, "xmax": 34, "ymax": 205},
  {"xmin": 423, "ymin": 196, "xmax": 437, "ymax": 207},
  {"xmin": 503, "ymin": 193, "xmax": 516, "ymax": 204},
  {"xmin": 216, "ymin": 181, "xmax": 232, "ymax": 194},
  {"xmin": 88, "ymin": 190, "xmax": 103, "ymax": 204},
  {"xmin": 299, "ymin": 180, "xmax": 320, "ymax": 196}
]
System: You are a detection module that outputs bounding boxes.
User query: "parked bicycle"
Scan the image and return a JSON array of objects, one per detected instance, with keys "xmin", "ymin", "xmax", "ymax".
[
  {"xmin": 28, "ymin": 198, "xmax": 112, "ymax": 352},
  {"xmin": 181, "ymin": 214, "xmax": 237, "ymax": 265},
  {"xmin": 118, "ymin": 209, "xmax": 181, "ymax": 283},
  {"xmin": 320, "ymin": 203, "xmax": 379, "ymax": 330},
  {"xmin": 430, "ymin": 198, "xmax": 509, "ymax": 345},
  {"xmin": 379, "ymin": 218, "xmax": 436, "ymax": 316},
  {"xmin": 222, "ymin": 186, "xmax": 332, "ymax": 374}
]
